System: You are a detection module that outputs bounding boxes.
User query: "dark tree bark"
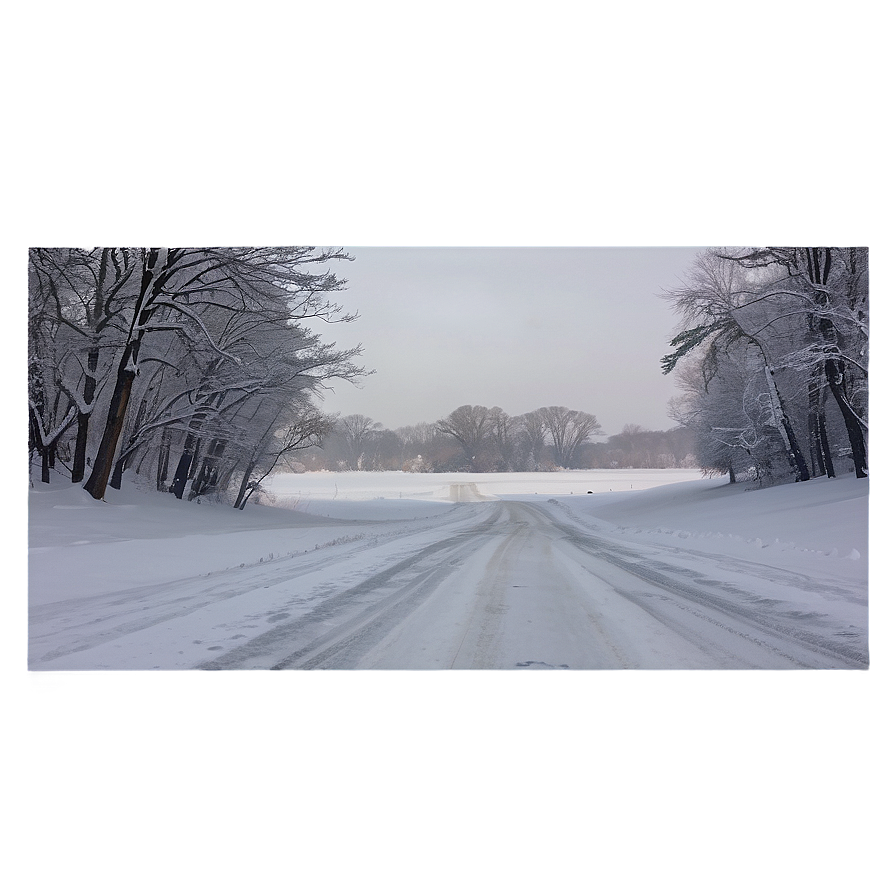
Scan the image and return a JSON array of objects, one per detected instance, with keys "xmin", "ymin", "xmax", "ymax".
[
  {"xmin": 234, "ymin": 461, "xmax": 257, "ymax": 510},
  {"xmin": 817, "ymin": 410, "xmax": 835, "ymax": 478},
  {"xmin": 763, "ymin": 362, "xmax": 810, "ymax": 482},
  {"xmin": 188, "ymin": 439, "xmax": 204, "ymax": 480},
  {"xmin": 781, "ymin": 414, "xmax": 811, "ymax": 481},
  {"xmin": 169, "ymin": 379, "xmax": 229, "ymax": 498},
  {"xmin": 63, "ymin": 248, "xmax": 135, "ymax": 484},
  {"xmin": 189, "ymin": 439, "xmax": 227, "ymax": 500},
  {"xmin": 84, "ymin": 349, "xmax": 138, "ymax": 499},
  {"xmin": 169, "ymin": 433, "xmax": 197, "ymax": 499},
  {"xmin": 825, "ymin": 358, "xmax": 868, "ymax": 476},
  {"xmin": 110, "ymin": 452, "xmax": 126, "ymax": 491},
  {"xmin": 808, "ymin": 383, "xmax": 835, "ymax": 478},
  {"xmin": 84, "ymin": 249, "xmax": 168, "ymax": 500},
  {"xmin": 42, "ymin": 444, "xmax": 55, "ymax": 482},
  {"xmin": 156, "ymin": 429, "xmax": 171, "ymax": 491},
  {"xmin": 110, "ymin": 442, "xmax": 137, "ymax": 490},
  {"xmin": 29, "ymin": 388, "xmax": 76, "ymax": 485},
  {"xmin": 109, "ymin": 391, "xmax": 154, "ymax": 490},
  {"xmin": 805, "ymin": 248, "xmax": 867, "ymax": 479}
]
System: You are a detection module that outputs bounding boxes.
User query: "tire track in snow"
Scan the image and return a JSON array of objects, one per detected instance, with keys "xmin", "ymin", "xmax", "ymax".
[
  {"xmin": 29, "ymin": 503, "xmax": 495, "ymax": 667},
  {"xmin": 199, "ymin": 505, "xmax": 505, "ymax": 670},
  {"xmin": 534, "ymin": 503, "xmax": 868, "ymax": 668},
  {"xmin": 35, "ymin": 491, "xmax": 866, "ymax": 670},
  {"xmin": 209, "ymin": 498, "xmax": 867, "ymax": 671}
]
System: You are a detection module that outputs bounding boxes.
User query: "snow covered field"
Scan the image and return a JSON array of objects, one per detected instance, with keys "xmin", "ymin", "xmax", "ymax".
[{"xmin": 28, "ymin": 468, "xmax": 868, "ymax": 670}]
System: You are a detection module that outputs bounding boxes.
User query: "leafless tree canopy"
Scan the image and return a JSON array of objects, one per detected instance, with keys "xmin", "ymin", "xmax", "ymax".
[
  {"xmin": 29, "ymin": 247, "xmax": 366, "ymax": 505},
  {"xmin": 662, "ymin": 247, "xmax": 868, "ymax": 484}
]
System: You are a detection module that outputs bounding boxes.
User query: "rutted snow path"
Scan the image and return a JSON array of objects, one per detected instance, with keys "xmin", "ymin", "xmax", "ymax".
[
  {"xmin": 30, "ymin": 493, "xmax": 868, "ymax": 670},
  {"xmin": 232, "ymin": 501, "xmax": 866, "ymax": 670}
]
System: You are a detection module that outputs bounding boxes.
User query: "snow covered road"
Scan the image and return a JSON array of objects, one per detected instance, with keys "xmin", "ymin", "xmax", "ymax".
[
  {"xmin": 207, "ymin": 500, "xmax": 866, "ymax": 670},
  {"xmin": 29, "ymin": 478, "xmax": 868, "ymax": 670}
]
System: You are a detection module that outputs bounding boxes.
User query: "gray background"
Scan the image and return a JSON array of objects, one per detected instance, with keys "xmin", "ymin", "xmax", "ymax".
[
  {"xmin": 10, "ymin": 2, "xmax": 884, "ymax": 891},
  {"xmin": 323, "ymin": 246, "xmax": 704, "ymax": 434}
]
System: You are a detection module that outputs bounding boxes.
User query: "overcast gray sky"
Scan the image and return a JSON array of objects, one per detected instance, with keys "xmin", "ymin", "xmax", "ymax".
[{"xmin": 319, "ymin": 247, "xmax": 704, "ymax": 436}]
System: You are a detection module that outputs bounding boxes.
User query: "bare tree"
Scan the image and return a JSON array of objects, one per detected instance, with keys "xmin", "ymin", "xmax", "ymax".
[
  {"xmin": 77, "ymin": 247, "xmax": 359, "ymax": 500},
  {"xmin": 28, "ymin": 270, "xmax": 75, "ymax": 483},
  {"xmin": 487, "ymin": 407, "xmax": 519, "ymax": 471},
  {"xmin": 661, "ymin": 251, "xmax": 812, "ymax": 482},
  {"xmin": 334, "ymin": 414, "xmax": 382, "ymax": 470},
  {"xmin": 669, "ymin": 347, "xmax": 786, "ymax": 483},
  {"xmin": 518, "ymin": 410, "xmax": 549, "ymax": 471},
  {"xmin": 233, "ymin": 399, "xmax": 334, "ymax": 509},
  {"xmin": 28, "ymin": 248, "xmax": 141, "ymax": 483},
  {"xmin": 394, "ymin": 422, "xmax": 440, "ymax": 471},
  {"xmin": 435, "ymin": 404, "xmax": 493, "ymax": 471},
  {"xmin": 539, "ymin": 406, "xmax": 602, "ymax": 468},
  {"xmin": 664, "ymin": 248, "xmax": 869, "ymax": 483}
]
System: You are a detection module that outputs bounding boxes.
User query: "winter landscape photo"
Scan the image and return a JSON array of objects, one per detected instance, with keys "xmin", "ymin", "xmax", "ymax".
[{"xmin": 27, "ymin": 247, "xmax": 870, "ymax": 671}]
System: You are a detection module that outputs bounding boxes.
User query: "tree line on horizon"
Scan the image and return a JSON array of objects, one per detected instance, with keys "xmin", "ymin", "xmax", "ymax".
[
  {"xmin": 298, "ymin": 407, "xmax": 696, "ymax": 474},
  {"xmin": 663, "ymin": 247, "xmax": 868, "ymax": 485}
]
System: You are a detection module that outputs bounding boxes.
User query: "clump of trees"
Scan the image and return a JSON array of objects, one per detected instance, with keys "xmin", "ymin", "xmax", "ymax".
[
  {"xmin": 597, "ymin": 424, "xmax": 696, "ymax": 469},
  {"xmin": 300, "ymin": 406, "xmax": 695, "ymax": 472},
  {"xmin": 662, "ymin": 247, "xmax": 868, "ymax": 485},
  {"xmin": 28, "ymin": 247, "xmax": 365, "ymax": 507}
]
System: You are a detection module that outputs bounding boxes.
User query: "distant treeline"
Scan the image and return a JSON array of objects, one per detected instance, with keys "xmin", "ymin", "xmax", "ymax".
[{"xmin": 294, "ymin": 405, "xmax": 696, "ymax": 473}]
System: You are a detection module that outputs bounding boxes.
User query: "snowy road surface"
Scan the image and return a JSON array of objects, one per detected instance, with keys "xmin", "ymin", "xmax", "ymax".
[{"xmin": 29, "ymin": 478, "xmax": 868, "ymax": 670}]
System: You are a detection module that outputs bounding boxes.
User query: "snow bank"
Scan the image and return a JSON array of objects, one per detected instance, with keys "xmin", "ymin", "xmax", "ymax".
[
  {"xmin": 555, "ymin": 475, "xmax": 869, "ymax": 583},
  {"xmin": 29, "ymin": 469, "xmax": 868, "ymax": 612}
]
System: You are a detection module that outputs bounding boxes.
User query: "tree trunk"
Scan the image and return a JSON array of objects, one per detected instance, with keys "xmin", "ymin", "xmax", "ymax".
[
  {"xmin": 110, "ymin": 454, "xmax": 125, "ymax": 490},
  {"xmin": 171, "ymin": 406, "xmax": 213, "ymax": 498},
  {"xmin": 781, "ymin": 414, "xmax": 811, "ymax": 482},
  {"xmin": 189, "ymin": 439, "xmax": 227, "ymax": 501},
  {"xmin": 234, "ymin": 461, "xmax": 256, "ymax": 510},
  {"xmin": 818, "ymin": 391, "xmax": 835, "ymax": 478},
  {"xmin": 133, "ymin": 442, "xmax": 150, "ymax": 476},
  {"xmin": 808, "ymin": 380, "xmax": 836, "ymax": 478},
  {"xmin": 188, "ymin": 439, "xmax": 204, "ymax": 480},
  {"xmin": 808, "ymin": 391, "xmax": 820, "ymax": 477},
  {"xmin": 764, "ymin": 365, "xmax": 810, "ymax": 481},
  {"xmin": 83, "ymin": 248, "xmax": 166, "ymax": 501},
  {"xmin": 825, "ymin": 359, "xmax": 868, "ymax": 477},
  {"xmin": 72, "ymin": 346, "xmax": 99, "ymax": 483},
  {"xmin": 169, "ymin": 435, "xmax": 196, "ymax": 499},
  {"xmin": 110, "ymin": 443, "xmax": 139, "ymax": 490},
  {"xmin": 156, "ymin": 429, "xmax": 171, "ymax": 491},
  {"xmin": 72, "ymin": 413, "xmax": 89, "ymax": 483},
  {"xmin": 806, "ymin": 248, "xmax": 867, "ymax": 479},
  {"xmin": 83, "ymin": 353, "xmax": 136, "ymax": 500},
  {"xmin": 73, "ymin": 251, "xmax": 110, "ymax": 482}
]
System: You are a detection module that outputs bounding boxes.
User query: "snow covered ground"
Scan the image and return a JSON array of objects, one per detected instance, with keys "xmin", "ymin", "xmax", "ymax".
[{"xmin": 27, "ymin": 468, "xmax": 868, "ymax": 670}]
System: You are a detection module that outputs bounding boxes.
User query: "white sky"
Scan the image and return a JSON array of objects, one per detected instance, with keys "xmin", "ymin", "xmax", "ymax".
[{"xmin": 320, "ymin": 246, "xmax": 704, "ymax": 435}]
